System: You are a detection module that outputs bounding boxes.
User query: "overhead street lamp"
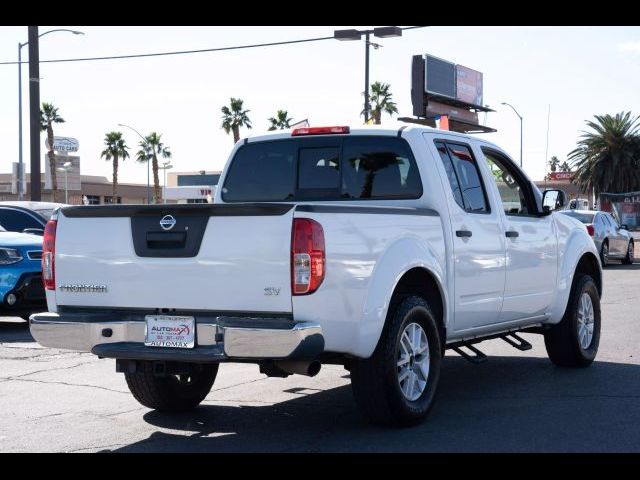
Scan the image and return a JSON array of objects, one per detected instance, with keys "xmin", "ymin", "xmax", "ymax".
[
  {"xmin": 18, "ymin": 28, "xmax": 84, "ymax": 200},
  {"xmin": 118, "ymin": 123, "xmax": 151, "ymax": 204},
  {"xmin": 57, "ymin": 160, "xmax": 72, "ymax": 204},
  {"xmin": 159, "ymin": 161, "xmax": 173, "ymax": 204},
  {"xmin": 334, "ymin": 26, "xmax": 402, "ymax": 124},
  {"xmin": 501, "ymin": 102, "xmax": 523, "ymax": 168}
]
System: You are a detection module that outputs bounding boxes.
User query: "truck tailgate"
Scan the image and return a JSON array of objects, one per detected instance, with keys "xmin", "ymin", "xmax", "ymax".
[{"xmin": 53, "ymin": 204, "xmax": 294, "ymax": 313}]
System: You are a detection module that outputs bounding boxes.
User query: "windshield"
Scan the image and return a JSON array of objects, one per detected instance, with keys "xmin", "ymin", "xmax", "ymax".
[{"xmin": 560, "ymin": 211, "xmax": 594, "ymax": 224}]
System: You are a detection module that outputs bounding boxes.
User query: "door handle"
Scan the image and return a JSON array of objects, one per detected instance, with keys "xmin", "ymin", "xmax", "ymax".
[
  {"xmin": 456, "ymin": 230, "xmax": 473, "ymax": 238},
  {"xmin": 505, "ymin": 231, "xmax": 519, "ymax": 238}
]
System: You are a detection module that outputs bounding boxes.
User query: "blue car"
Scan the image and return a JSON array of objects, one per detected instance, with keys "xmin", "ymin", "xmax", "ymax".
[{"xmin": 0, "ymin": 224, "xmax": 46, "ymax": 319}]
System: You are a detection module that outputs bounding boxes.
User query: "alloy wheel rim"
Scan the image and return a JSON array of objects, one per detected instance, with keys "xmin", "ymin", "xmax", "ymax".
[
  {"xmin": 397, "ymin": 322, "xmax": 430, "ymax": 401},
  {"xmin": 603, "ymin": 244, "xmax": 608, "ymax": 264},
  {"xmin": 577, "ymin": 292, "xmax": 595, "ymax": 350}
]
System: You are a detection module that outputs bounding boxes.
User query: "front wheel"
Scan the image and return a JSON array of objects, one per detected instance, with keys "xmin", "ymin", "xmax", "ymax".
[
  {"xmin": 544, "ymin": 274, "xmax": 600, "ymax": 367},
  {"xmin": 124, "ymin": 361, "xmax": 218, "ymax": 411},
  {"xmin": 623, "ymin": 240, "xmax": 634, "ymax": 265},
  {"xmin": 350, "ymin": 295, "xmax": 442, "ymax": 427}
]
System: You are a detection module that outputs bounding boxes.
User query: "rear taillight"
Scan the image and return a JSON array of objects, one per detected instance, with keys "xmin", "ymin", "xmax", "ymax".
[
  {"xmin": 586, "ymin": 224, "xmax": 594, "ymax": 236},
  {"xmin": 291, "ymin": 218, "xmax": 325, "ymax": 295},
  {"xmin": 42, "ymin": 218, "xmax": 57, "ymax": 290}
]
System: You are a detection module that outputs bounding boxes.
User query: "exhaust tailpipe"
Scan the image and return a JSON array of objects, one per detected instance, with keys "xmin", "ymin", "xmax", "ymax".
[{"xmin": 275, "ymin": 360, "xmax": 321, "ymax": 377}]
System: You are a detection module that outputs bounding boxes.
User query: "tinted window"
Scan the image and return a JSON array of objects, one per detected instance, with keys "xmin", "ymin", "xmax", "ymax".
[
  {"xmin": 560, "ymin": 211, "xmax": 594, "ymax": 224},
  {"xmin": 222, "ymin": 136, "xmax": 421, "ymax": 202},
  {"xmin": 0, "ymin": 208, "xmax": 43, "ymax": 232},
  {"xmin": 435, "ymin": 142, "xmax": 464, "ymax": 209},
  {"xmin": 605, "ymin": 213, "xmax": 618, "ymax": 228},
  {"xmin": 435, "ymin": 142, "xmax": 488, "ymax": 213},
  {"xmin": 222, "ymin": 141, "xmax": 296, "ymax": 202},
  {"xmin": 342, "ymin": 137, "xmax": 421, "ymax": 199},
  {"xmin": 298, "ymin": 147, "xmax": 340, "ymax": 193}
]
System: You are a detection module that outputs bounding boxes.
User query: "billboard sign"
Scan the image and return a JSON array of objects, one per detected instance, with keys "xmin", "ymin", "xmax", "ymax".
[
  {"xmin": 44, "ymin": 154, "xmax": 81, "ymax": 191},
  {"xmin": 425, "ymin": 55, "xmax": 456, "ymax": 99},
  {"xmin": 44, "ymin": 136, "xmax": 79, "ymax": 152},
  {"xmin": 456, "ymin": 65, "xmax": 483, "ymax": 106}
]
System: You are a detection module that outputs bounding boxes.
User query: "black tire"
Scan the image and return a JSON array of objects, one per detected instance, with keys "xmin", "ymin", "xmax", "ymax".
[
  {"xmin": 623, "ymin": 240, "xmax": 634, "ymax": 265},
  {"xmin": 600, "ymin": 241, "xmax": 609, "ymax": 267},
  {"xmin": 124, "ymin": 361, "xmax": 218, "ymax": 411},
  {"xmin": 544, "ymin": 274, "xmax": 600, "ymax": 367},
  {"xmin": 350, "ymin": 295, "xmax": 442, "ymax": 427}
]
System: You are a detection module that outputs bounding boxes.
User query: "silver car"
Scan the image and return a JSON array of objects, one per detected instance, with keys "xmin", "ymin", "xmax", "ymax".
[{"xmin": 560, "ymin": 209, "xmax": 635, "ymax": 267}]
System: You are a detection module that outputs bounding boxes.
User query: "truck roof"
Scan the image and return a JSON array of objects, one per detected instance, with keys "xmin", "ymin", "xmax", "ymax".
[{"xmin": 242, "ymin": 123, "xmax": 499, "ymax": 149}]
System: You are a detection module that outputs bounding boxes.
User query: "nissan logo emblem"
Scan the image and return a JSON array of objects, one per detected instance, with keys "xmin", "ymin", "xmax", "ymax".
[{"xmin": 160, "ymin": 215, "xmax": 177, "ymax": 231}]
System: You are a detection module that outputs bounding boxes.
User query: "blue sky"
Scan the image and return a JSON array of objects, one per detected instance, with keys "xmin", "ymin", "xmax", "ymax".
[{"xmin": 1, "ymin": 26, "xmax": 639, "ymax": 184}]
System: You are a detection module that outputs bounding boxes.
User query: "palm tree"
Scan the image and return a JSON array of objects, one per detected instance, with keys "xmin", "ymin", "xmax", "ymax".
[
  {"xmin": 268, "ymin": 110, "xmax": 293, "ymax": 131},
  {"xmin": 40, "ymin": 102, "xmax": 65, "ymax": 202},
  {"xmin": 221, "ymin": 98, "xmax": 252, "ymax": 144},
  {"xmin": 559, "ymin": 160, "xmax": 572, "ymax": 172},
  {"xmin": 101, "ymin": 132, "xmax": 130, "ymax": 199},
  {"xmin": 364, "ymin": 82, "xmax": 398, "ymax": 125},
  {"xmin": 136, "ymin": 132, "xmax": 171, "ymax": 203},
  {"xmin": 548, "ymin": 156, "xmax": 560, "ymax": 172},
  {"xmin": 569, "ymin": 112, "xmax": 640, "ymax": 196}
]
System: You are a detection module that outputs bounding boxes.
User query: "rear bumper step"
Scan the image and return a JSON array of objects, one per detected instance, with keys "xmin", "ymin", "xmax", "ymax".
[{"xmin": 29, "ymin": 312, "xmax": 324, "ymax": 361}]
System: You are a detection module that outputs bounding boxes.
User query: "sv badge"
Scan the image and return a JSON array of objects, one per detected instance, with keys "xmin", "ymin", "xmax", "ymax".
[{"xmin": 264, "ymin": 287, "xmax": 281, "ymax": 296}]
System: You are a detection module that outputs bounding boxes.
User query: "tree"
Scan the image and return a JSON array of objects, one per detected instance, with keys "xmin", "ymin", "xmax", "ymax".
[
  {"xmin": 268, "ymin": 110, "xmax": 293, "ymax": 131},
  {"xmin": 559, "ymin": 160, "xmax": 572, "ymax": 172},
  {"xmin": 569, "ymin": 112, "xmax": 640, "ymax": 196},
  {"xmin": 136, "ymin": 132, "xmax": 171, "ymax": 203},
  {"xmin": 363, "ymin": 82, "xmax": 398, "ymax": 125},
  {"xmin": 39, "ymin": 102, "xmax": 65, "ymax": 202},
  {"xmin": 548, "ymin": 155, "xmax": 560, "ymax": 172},
  {"xmin": 221, "ymin": 98, "xmax": 252, "ymax": 143},
  {"xmin": 101, "ymin": 132, "xmax": 130, "ymax": 199}
]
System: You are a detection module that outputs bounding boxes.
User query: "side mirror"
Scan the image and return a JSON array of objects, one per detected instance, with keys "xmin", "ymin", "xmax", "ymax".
[
  {"xmin": 542, "ymin": 189, "xmax": 567, "ymax": 214},
  {"xmin": 22, "ymin": 228, "xmax": 44, "ymax": 236},
  {"xmin": 621, "ymin": 224, "xmax": 629, "ymax": 231}
]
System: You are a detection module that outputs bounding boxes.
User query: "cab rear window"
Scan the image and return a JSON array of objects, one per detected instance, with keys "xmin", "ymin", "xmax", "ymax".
[{"xmin": 221, "ymin": 136, "xmax": 422, "ymax": 202}]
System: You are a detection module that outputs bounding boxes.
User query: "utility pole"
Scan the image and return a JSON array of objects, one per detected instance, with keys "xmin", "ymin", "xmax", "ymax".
[{"xmin": 28, "ymin": 26, "xmax": 41, "ymax": 201}]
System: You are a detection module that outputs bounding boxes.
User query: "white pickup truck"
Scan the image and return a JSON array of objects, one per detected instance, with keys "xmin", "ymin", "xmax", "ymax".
[{"xmin": 31, "ymin": 124, "xmax": 602, "ymax": 427}]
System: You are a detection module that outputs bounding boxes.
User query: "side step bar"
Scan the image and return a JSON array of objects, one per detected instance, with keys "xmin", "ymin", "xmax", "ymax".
[
  {"xmin": 452, "ymin": 343, "xmax": 487, "ymax": 364},
  {"xmin": 500, "ymin": 332, "xmax": 532, "ymax": 351},
  {"xmin": 450, "ymin": 331, "xmax": 534, "ymax": 364}
]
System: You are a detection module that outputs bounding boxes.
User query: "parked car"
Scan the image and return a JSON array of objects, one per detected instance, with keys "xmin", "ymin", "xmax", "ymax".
[
  {"xmin": 0, "ymin": 224, "xmax": 46, "ymax": 319},
  {"xmin": 30, "ymin": 124, "xmax": 602, "ymax": 427},
  {"xmin": 560, "ymin": 209, "xmax": 634, "ymax": 266},
  {"xmin": 0, "ymin": 201, "xmax": 67, "ymax": 235}
]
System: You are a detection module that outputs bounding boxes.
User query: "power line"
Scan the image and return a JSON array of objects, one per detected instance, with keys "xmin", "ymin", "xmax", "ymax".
[{"xmin": 0, "ymin": 26, "xmax": 428, "ymax": 66}]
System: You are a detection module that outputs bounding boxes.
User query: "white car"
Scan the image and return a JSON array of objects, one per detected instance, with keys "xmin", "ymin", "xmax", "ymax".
[{"xmin": 30, "ymin": 124, "xmax": 601, "ymax": 427}]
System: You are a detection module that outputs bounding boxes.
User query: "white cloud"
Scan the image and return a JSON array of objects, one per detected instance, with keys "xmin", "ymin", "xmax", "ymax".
[{"xmin": 618, "ymin": 42, "xmax": 640, "ymax": 54}]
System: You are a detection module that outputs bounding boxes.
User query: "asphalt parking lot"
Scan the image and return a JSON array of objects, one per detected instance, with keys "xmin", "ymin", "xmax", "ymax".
[{"xmin": 1, "ymin": 262, "xmax": 639, "ymax": 453}]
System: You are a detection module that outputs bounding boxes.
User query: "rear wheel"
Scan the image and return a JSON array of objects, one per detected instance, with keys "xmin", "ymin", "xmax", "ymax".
[
  {"xmin": 124, "ymin": 361, "xmax": 218, "ymax": 411},
  {"xmin": 623, "ymin": 240, "xmax": 634, "ymax": 265},
  {"xmin": 600, "ymin": 241, "xmax": 609, "ymax": 267},
  {"xmin": 544, "ymin": 274, "xmax": 600, "ymax": 367},
  {"xmin": 350, "ymin": 295, "xmax": 442, "ymax": 427}
]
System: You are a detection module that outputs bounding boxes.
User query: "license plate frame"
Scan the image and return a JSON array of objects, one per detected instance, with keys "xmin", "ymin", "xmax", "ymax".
[{"xmin": 144, "ymin": 315, "xmax": 196, "ymax": 349}]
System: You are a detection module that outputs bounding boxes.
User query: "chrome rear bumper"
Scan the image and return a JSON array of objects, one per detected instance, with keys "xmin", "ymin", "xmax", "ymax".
[{"xmin": 29, "ymin": 312, "xmax": 324, "ymax": 361}]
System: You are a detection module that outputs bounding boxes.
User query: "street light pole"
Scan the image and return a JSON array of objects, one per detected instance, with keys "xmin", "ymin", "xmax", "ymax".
[
  {"xmin": 118, "ymin": 123, "xmax": 150, "ymax": 204},
  {"xmin": 19, "ymin": 28, "xmax": 84, "ymax": 201},
  {"xmin": 501, "ymin": 102, "xmax": 523, "ymax": 168},
  {"xmin": 334, "ymin": 27, "xmax": 403, "ymax": 125},
  {"xmin": 364, "ymin": 32, "xmax": 370, "ymax": 123}
]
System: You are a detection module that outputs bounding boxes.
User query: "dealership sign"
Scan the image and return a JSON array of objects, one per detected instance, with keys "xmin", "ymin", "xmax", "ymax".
[
  {"xmin": 549, "ymin": 171, "xmax": 573, "ymax": 181},
  {"xmin": 44, "ymin": 136, "xmax": 79, "ymax": 152}
]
